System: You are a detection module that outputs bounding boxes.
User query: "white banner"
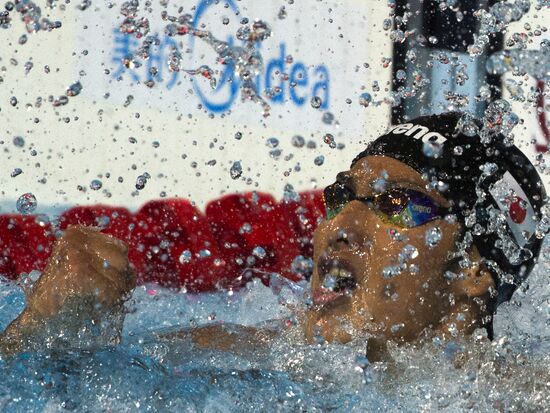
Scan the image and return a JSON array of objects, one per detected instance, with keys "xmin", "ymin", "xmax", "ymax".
[
  {"xmin": 503, "ymin": 5, "xmax": 550, "ymax": 186},
  {"xmin": 0, "ymin": 0, "xmax": 393, "ymax": 213}
]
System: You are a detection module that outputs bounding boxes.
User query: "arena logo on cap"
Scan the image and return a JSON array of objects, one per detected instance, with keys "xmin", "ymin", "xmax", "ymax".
[
  {"xmin": 387, "ymin": 123, "xmax": 448, "ymax": 144},
  {"xmin": 489, "ymin": 171, "xmax": 536, "ymax": 247}
]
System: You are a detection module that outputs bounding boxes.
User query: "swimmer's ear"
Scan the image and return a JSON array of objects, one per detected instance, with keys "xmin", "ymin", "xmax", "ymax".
[{"xmin": 448, "ymin": 246, "xmax": 496, "ymax": 298}]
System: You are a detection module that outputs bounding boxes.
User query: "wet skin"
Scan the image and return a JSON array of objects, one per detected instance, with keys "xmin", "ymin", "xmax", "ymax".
[
  {"xmin": 0, "ymin": 156, "xmax": 496, "ymax": 357},
  {"xmin": 0, "ymin": 226, "xmax": 135, "ymax": 355},
  {"xmin": 304, "ymin": 156, "xmax": 495, "ymax": 345}
]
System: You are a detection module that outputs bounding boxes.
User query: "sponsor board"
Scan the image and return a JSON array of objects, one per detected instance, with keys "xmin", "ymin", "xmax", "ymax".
[{"xmin": 0, "ymin": 0, "xmax": 393, "ymax": 212}]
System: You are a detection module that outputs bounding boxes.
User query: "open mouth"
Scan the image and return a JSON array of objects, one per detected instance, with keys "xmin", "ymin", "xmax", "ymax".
[
  {"xmin": 312, "ymin": 288, "xmax": 350, "ymax": 306},
  {"xmin": 313, "ymin": 256, "xmax": 357, "ymax": 306}
]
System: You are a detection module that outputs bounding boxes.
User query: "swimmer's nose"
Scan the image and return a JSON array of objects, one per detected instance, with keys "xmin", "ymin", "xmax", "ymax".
[{"xmin": 327, "ymin": 227, "xmax": 361, "ymax": 253}]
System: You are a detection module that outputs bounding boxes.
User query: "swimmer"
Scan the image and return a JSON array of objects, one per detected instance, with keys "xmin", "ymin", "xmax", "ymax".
[{"xmin": 0, "ymin": 112, "xmax": 545, "ymax": 360}]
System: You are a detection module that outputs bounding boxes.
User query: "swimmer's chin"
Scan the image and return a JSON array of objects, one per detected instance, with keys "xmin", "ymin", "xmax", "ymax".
[
  {"xmin": 301, "ymin": 313, "xmax": 392, "ymax": 362},
  {"xmin": 301, "ymin": 309, "xmax": 486, "ymax": 363},
  {"xmin": 302, "ymin": 306, "xmax": 373, "ymax": 346}
]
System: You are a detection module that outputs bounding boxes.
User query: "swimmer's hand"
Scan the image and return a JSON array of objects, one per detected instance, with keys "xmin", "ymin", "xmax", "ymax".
[
  {"xmin": 27, "ymin": 225, "xmax": 135, "ymax": 317},
  {"xmin": 0, "ymin": 225, "xmax": 135, "ymax": 357}
]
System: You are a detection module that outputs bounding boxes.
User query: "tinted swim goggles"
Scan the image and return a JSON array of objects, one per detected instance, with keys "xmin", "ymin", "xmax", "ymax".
[{"xmin": 323, "ymin": 182, "xmax": 449, "ymax": 228}]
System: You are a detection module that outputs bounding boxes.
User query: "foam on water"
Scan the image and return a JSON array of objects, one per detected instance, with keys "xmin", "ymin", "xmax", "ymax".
[{"xmin": 1, "ymin": 246, "xmax": 549, "ymax": 412}]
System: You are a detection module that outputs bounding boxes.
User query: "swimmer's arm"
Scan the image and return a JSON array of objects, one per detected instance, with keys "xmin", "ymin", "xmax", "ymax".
[
  {"xmin": 1, "ymin": 225, "xmax": 134, "ymax": 359},
  {"xmin": 0, "ymin": 308, "xmax": 42, "ymax": 358},
  {"xmin": 154, "ymin": 323, "xmax": 278, "ymax": 356}
]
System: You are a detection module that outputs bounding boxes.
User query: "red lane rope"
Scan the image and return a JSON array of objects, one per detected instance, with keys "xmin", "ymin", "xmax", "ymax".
[{"xmin": 0, "ymin": 191, "xmax": 325, "ymax": 291}]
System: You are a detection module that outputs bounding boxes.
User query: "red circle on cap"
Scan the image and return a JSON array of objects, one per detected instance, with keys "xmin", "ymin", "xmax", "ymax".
[{"xmin": 509, "ymin": 197, "xmax": 527, "ymax": 224}]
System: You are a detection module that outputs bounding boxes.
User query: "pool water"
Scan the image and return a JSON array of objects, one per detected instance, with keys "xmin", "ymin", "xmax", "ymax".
[{"xmin": 1, "ymin": 246, "xmax": 548, "ymax": 412}]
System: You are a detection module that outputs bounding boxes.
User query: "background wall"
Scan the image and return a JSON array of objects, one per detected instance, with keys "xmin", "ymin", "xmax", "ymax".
[
  {"xmin": 0, "ymin": 0, "xmax": 393, "ymax": 214},
  {"xmin": 504, "ymin": 5, "xmax": 550, "ymax": 167},
  {"xmin": 0, "ymin": 0, "xmax": 548, "ymax": 215}
]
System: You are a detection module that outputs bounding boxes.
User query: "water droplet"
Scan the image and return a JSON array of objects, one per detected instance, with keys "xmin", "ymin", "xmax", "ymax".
[
  {"xmin": 323, "ymin": 133, "xmax": 336, "ymax": 148},
  {"xmin": 16, "ymin": 193, "xmax": 37, "ymax": 214},
  {"xmin": 388, "ymin": 228, "xmax": 406, "ymax": 242},
  {"xmin": 310, "ymin": 96, "xmax": 322, "ymax": 109},
  {"xmin": 77, "ymin": 0, "xmax": 91, "ymax": 10},
  {"xmin": 230, "ymin": 161, "xmax": 242, "ymax": 179},
  {"xmin": 53, "ymin": 96, "xmax": 69, "ymax": 107},
  {"xmin": 425, "ymin": 227, "xmax": 442, "ymax": 248},
  {"xmin": 236, "ymin": 224, "xmax": 251, "ymax": 237},
  {"xmin": 314, "ymin": 155, "xmax": 325, "ymax": 166},
  {"xmin": 234, "ymin": 132, "xmax": 243, "ymax": 140},
  {"xmin": 290, "ymin": 255, "xmax": 313, "ymax": 279},
  {"xmin": 322, "ymin": 112, "xmax": 335, "ymax": 125},
  {"xmin": 90, "ymin": 179, "xmax": 103, "ymax": 190},
  {"xmin": 390, "ymin": 323, "xmax": 405, "ymax": 333},
  {"xmin": 400, "ymin": 244, "xmax": 419, "ymax": 262},
  {"xmin": 266, "ymin": 137, "xmax": 279, "ymax": 148},
  {"xmin": 183, "ymin": 65, "xmax": 217, "ymax": 90},
  {"xmin": 136, "ymin": 174, "xmax": 148, "ymax": 190},
  {"xmin": 423, "ymin": 140, "xmax": 443, "ymax": 158},
  {"xmin": 179, "ymin": 250, "xmax": 192, "ymax": 264},
  {"xmin": 444, "ymin": 270, "xmax": 461, "ymax": 280},
  {"xmin": 396, "ymin": 69, "xmax": 406, "ymax": 81},
  {"xmin": 322, "ymin": 274, "xmax": 338, "ymax": 290},
  {"xmin": 252, "ymin": 246, "xmax": 266, "ymax": 258},
  {"xmin": 359, "ymin": 93, "xmax": 372, "ymax": 107},
  {"xmin": 23, "ymin": 61, "xmax": 33, "ymax": 75},
  {"xmin": 457, "ymin": 113, "xmax": 479, "ymax": 137},
  {"xmin": 479, "ymin": 162, "xmax": 498, "ymax": 177},
  {"xmin": 382, "ymin": 265, "xmax": 403, "ymax": 279},
  {"xmin": 13, "ymin": 136, "xmax": 25, "ymax": 147},
  {"xmin": 66, "ymin": 81, "xmax": 83, "ymax": 97},
  {"xmin": 291, "ymin": 135, "xmax": 305, "ymax": 148},
  {"xmin": 198, "ymin": 249, "xmax": 211, "ymax": 259}
]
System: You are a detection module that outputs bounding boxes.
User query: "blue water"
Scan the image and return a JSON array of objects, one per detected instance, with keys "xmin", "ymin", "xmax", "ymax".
[{"xmin": 1, "ymin": 257, "xmax": 549, "ymax": 412}]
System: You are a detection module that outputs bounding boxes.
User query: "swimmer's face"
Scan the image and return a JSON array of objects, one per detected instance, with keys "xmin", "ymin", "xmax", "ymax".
[{"xmin": 305, "ymin": 156, "xmax": 495, "ymax": 344}]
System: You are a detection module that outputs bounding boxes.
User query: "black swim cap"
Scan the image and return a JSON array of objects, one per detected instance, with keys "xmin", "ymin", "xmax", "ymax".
[{"xmin": 352, "ymin": 112, "xmax": 547, "ymax": 305}]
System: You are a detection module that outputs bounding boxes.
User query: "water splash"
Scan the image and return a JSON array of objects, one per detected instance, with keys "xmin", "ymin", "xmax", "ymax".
[
  {"xmin": 1, "ymin": 270, "xmax": 548, "ymax": 412},
  {"xmin": 468, "ymin": 0, "xmax": 531, "ymax": 56},
  {"xmin": 479, "ymin": 99, "xmax": 519, "ymax": 145},
  {"xmin": 182, "ymin": 66, "xmax": 217, "ymax": 90},
  {"xmin": 164, "ymin": 14, "xmax": 273, "ymax": 117},
  {"xmin": 230, "ymin": 161, "xmax": 243, "ymax": 179},
  {"xmin": 487, "ymin": 40, "xmax": 550, "ymax": 81},
  {"xmin": 16, "ymin": 192, "xmax": 37, "ymax": 214},
  {"xmin": 119, "ymin": 0, "xmax": 150, "ymax": 39},
  {"xmin": 66, "ymin": 81, "xmax": 83, "ymax": 97},
  {"xmin": 425, "ymin": 227, "xmax": 442, "ymax": 248},
  {"xmin": 14, "ymin": 0, "xmax": 62, "ymax": 33}
]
